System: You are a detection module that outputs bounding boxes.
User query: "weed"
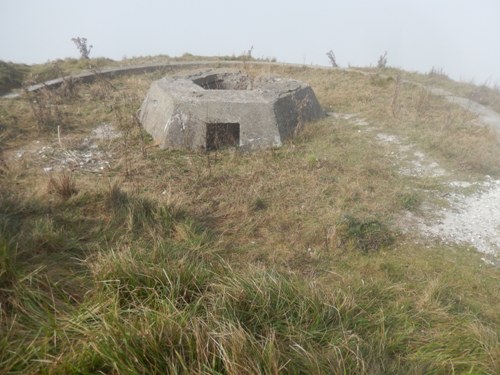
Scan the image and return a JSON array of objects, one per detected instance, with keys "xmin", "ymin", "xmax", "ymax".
[
  {"xmin": 24, "ymin": 86, "xmax": 66, "ymax": 132},
  {"xmin": 246, "ymin": 45, "xmax": 254, "ymax": 59},
  {"xmin": 105, "ymin": 180, "xmax": 129, "ymax": 209},
  {"xmin": 110, "ymin": 92, "xmax": 145, "ymax": 177},
  {"xmin": 428, "ymin": 66, "xmax": 449, "ymax": 80},
  {"xmin": 377, "ymin": 51, "xmax": 388, "ymax": 69},
  {"xmin": 0, "ymin": 131, "xmax": 7, "ymax": 174},
  {"xmin": 30, "ymin": 217, "xmax": 79, "ymax": 254},
  {"xmin": 369, "ymin": 74, "xmax": 394, "ymax": 88},
  {"xmin": 0, "ymin": 239, "xmax": 17, "ymax": 296},
  {"xmin": 391, "ymin": 74, "xmax": 402, "ymax": 117},
  {"xmin": 396, "ymin": 191, "xmax": 422, "ymax": 211},
  {"xmin": 413, "ymin": 87, "xmax": 432, "ymax": 117},
  {"xmin": 0, "ymin": 161, "xmax": 6, "ymax": 176},
  {"xmin": 47, "ymin": 171, "xmax": 78, "ymax": 200},
  {"xmin": 57, "ymin": 74, "xmax": 79, "ymax": 101},
  {"xmin": 467, "ymin": 83, "xmax": 500, "ymax": 108},
  {"xmin": 250, "ymin": 196, "xmax": 267, "ymax": 211},
  {"xmin": 326, "ymin": 50, "xmax": 338, "ymax": 67}
]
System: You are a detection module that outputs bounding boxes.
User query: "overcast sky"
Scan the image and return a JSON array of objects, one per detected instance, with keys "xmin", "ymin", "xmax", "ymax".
[{"xmin": 1, "ymin": 0, "xmax": 500, "ymax": 85}]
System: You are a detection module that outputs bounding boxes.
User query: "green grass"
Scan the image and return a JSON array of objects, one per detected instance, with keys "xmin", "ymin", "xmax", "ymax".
[
  {"xmin": 1, "ymin": 213, "xmax": 498, "ymax": 374},
  {"xmin": 0, "ymin": 57, "xmax": 499, "ymax": 374}
]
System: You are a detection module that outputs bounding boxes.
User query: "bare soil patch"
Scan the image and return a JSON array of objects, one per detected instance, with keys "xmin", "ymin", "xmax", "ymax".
[{"xmin": 7, "ymin": 123, "xmax": 121, "ymax": 173}]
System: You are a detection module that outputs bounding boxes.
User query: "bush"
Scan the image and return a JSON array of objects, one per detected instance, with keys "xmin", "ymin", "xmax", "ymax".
[
  {"xmin": 71, "ymin": 37, "xmax": 93, "ymax": 60},
  {"xmin": 377, "ymin": 51, "xmax": 388, "ymax": 69}
]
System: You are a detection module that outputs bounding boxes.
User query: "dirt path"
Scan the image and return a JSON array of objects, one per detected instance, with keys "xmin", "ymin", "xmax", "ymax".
[{"xmin": 425, "ymin": 86, "xmax": 500, "ymax": 135}]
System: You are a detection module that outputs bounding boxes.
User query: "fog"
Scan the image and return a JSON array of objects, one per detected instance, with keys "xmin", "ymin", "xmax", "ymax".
[{"xmin": 1, "ymin": 0, "xmax": 500, "ymax": 85}]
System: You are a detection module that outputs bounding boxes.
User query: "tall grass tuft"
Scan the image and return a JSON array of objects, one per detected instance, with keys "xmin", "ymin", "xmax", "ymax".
[{"xmin": 47, "ymin": 171, "xmax": 78, "ymax": 200}]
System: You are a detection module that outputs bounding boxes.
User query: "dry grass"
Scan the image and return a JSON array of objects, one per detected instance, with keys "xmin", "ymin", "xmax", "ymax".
[
  {"xmin": 47, "ymin": 171, "xmax": 78, "ymax": 200},
  {"xmin": 384, "ymin": 66, "xmax": 500, "ymax": 114},
  {"xmin": 291, "ymin": 65, "xmax": 500, "ymax": 176}
]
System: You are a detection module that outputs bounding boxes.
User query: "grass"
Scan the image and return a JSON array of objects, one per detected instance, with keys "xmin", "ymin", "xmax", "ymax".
[
  {"xmin": 275, "ymin": 65, "xmax": 500, "ymax": 177},
  {"xmin": 0, "ymin": 57, "xmax": 499, "ymax": 373},
  {"xmin": 382, "ymin": 66, "xmax": 500, "ymax": 115},
  {"xmin": 47, "ymin": 172, "xmax": 78, "ymax": 200}
]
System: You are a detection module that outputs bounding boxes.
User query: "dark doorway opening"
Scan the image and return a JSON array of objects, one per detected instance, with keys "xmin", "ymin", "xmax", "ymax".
[{"xmin": 206, "ymin": 123, "xmax": 240, "ymax": 151}]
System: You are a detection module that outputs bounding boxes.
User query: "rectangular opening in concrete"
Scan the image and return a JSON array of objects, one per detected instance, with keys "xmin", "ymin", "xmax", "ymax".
[
  {"xmin": 206, "ymin": 123, "xmax": 240, "ymax": 150},
  {"xmin": 193, "ymin": 76, "xmax": 225, "ymax": 90},
  {"xmin": 192, "ymin": 73, "xmax": 251, "ymax": 90}
]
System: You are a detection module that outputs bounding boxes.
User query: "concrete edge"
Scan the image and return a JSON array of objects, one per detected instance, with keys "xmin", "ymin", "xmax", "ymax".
[{"xmin": 0, "ymin": 60, "xmax": 339, "ymax": 99}]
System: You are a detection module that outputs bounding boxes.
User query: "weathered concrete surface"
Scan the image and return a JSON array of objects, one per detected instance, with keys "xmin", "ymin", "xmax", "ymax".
[{"xmin": 139, "ymin": 69, "xmax": 323, "ymax": 151}]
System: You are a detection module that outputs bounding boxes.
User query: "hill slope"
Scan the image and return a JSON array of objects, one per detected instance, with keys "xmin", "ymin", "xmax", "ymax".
[{"xmin": 0, "ymin": 57, "xmax": 499, "ymax": 374}]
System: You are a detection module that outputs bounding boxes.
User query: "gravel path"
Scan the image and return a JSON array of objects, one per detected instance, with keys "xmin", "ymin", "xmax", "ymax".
[
  {"xmin": 336, "ymin": 108, "xmax": 500, "ymax": 262},
  {"xmin": 418, "ymin": 178, "xmax": 500, "ymax": 257},
  {"xmin": 417, "ymin": 88, "xmax": 500, "ymax": 259},
  {"xmin": 339, "ymin": 73, "xmax": 500, "ymax": 261}
]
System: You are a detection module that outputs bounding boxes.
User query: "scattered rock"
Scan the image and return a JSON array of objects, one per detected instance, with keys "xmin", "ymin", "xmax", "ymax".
[
  {"xmin": 9, "ymin": 123, "xmax": 121, "ymax": 173},
  {"xmin": 419, "ymin": 179, "xmax": 500, "ymax": 256}
]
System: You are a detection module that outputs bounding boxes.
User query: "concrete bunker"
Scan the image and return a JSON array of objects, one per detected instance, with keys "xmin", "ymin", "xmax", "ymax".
[{"xmin": 139, "ymin": 69, "xmax": 323, "ymax": 151}]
